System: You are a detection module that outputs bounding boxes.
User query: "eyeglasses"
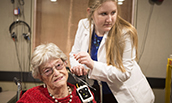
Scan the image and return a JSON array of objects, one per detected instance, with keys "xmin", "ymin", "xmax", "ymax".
[{"xmin": 41, "ymin": 62, "xmax": 64, "ymax": 76}]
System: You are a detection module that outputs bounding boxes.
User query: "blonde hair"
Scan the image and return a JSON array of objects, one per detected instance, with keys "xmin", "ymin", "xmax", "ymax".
[
  {"xmin": 31, "ymin": 43, "xmax": 67, "ymax": 80},
  {"xmin": 87, "ymin": 0, "xmax": 138, "ymax": 72}
]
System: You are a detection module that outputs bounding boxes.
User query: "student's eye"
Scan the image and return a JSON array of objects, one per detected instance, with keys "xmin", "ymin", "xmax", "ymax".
[
  {"xmin": 111, "ymin": 11, "xmax": 116, "ymax": 15},
  {"xmin": 100, "ymin": 12, "xmax": 107, "ymax": 16}
]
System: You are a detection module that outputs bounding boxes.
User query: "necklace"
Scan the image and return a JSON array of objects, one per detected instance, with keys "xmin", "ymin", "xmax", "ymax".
[
  {"xmin": 49, "ymin": 86, "xmax": 73, "ymax": 103},
  {"xmin": 93, "ymin": 33, "xmax": 103, "ymax": 50}
]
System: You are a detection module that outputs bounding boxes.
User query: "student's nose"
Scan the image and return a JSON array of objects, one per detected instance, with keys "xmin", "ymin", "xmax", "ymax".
[{"xmin": 106, "ymin": 15, "xmax": 112, "ymax": 22}]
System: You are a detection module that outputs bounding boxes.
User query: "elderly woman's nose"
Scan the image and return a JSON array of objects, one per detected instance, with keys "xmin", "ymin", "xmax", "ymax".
[{"xmin": 53, "ymin": 68, "xmax": 60, "ymax": 75}]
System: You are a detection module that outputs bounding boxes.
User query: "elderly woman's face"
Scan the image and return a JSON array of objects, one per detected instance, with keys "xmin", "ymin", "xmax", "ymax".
[{"xmin": 40, "ymin": 58, "xmax": 68, "ymax": 89}]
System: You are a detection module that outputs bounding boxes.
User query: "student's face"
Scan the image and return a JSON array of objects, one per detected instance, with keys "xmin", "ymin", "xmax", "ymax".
[
  {"xmin": 40, "ymin": 58, "xmax": 68, "ymax": 89},
  {"xmin": 92, "ymin": 1, "xmax": 117, "ymax": 35}
]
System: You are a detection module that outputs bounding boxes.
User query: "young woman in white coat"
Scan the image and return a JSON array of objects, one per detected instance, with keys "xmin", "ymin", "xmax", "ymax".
[{"xmin": 69, "ymin": 0, "xmax": 155, "ymax": 103}]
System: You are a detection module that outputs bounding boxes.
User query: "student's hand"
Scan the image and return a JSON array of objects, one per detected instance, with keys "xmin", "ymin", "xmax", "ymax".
[
  {"xmin": 73, "ymin": 52, "xmax": 94, "ymax": 70},
  {"xmin": 70, "ymin": 65, "xmax": 88, "ymax": 76}
]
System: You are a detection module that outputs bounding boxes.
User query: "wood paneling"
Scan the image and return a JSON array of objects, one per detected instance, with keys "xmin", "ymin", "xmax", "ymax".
[
  {"xmin": 34, "ymin": 0, "xmax": 133, "ymax": 67},
  {"xmin": 120, "ymin": 0, "xmax": 133, "ymax": 23}
]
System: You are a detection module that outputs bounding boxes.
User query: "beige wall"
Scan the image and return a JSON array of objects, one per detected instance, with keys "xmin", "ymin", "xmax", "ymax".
[
  {"xmin": 137, "ymin": 0, "xmax": 172, "ymax": 78},
  {"xmin": 0, "ymin": 0, "xmax": 34, "ymax": 92},
  {"xmin": 0, "ymin": 0, "xmax": 33, "ymax": 72},
  {"xmin": 136, "ymin": 0, "xmax": 172, "ymax": 103},
  {"xmin": 0, "ymin": 0, "xmax": 172, "ymax": 103}
]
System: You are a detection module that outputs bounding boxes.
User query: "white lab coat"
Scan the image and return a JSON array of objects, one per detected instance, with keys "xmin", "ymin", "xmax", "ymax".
[{"xmin": 69, "ymin": 18, "xmax": 155, "ymax": 103}]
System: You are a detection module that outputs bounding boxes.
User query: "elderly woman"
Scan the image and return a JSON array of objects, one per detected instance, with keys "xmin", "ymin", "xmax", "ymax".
[{"xmin": 17, "ymin": 43, "xmax": 96, "ymax": 103}]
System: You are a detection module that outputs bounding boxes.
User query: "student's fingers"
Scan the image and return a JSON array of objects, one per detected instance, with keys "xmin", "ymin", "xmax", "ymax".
[{"xmin": 71, "ymin": 65, "xmax": 85, "ymax": 76}]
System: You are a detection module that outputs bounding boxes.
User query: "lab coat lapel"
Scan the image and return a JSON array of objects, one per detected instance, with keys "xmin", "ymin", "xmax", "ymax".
[
  {"xmin": 80, "ymin": 30, "xmax": 90, "ymax": 52},
  {"xmin": 97, "ymin": 32, "xmax": 108, "ymax": 63}
]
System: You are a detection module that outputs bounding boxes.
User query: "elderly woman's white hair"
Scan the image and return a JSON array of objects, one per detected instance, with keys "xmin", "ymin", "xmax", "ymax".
[{"xmin": 31, "ymin": 43, "xmax": 67, "ymax": 80}]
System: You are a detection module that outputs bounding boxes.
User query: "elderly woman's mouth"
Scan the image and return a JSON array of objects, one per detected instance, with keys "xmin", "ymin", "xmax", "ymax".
[{"xmin": 54, "ymin": 76, "xmax": 63, "ymax": 82}]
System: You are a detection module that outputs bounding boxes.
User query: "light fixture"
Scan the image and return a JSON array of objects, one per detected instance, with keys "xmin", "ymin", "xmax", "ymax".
[
  {"xmin": 118, "ymin": 1, "xmax": 123, "ymax": 5},
  {"xmin": 50, "ymin": 0, "xmax": 57, "ymax": 2},
  {"xmin": 118, "ymin": 0, "xmax": 125, "ymax": 5}
]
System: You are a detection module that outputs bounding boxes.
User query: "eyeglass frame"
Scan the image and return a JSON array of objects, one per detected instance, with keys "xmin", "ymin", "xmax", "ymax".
[{"xmin": 40, "ymin": 61, "xmax": 65, "ymax": 77}]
